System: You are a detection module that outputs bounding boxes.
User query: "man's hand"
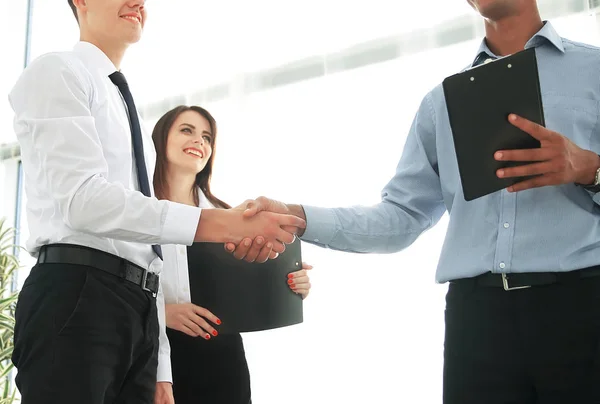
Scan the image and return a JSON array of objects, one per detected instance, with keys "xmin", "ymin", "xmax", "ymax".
[
  {"xmin": 225, "ymin": 197, "xmax": 306, "ymax": 261},
  {"xmin": 225, "ymin": 201, "xmax": 280, "ymax": 262},
  {"xmin": 154, "ymin": 382, "xmax": 175, "ymax": 404},
  {"xmin": 494, "ymin": 114, "xmax": 600, "ymax": 192},
  {"xmin": 240, "ymin": 197, "xmax": 293, "ymax": 219},
  {"xmin": 195, "ymin": 206, "xmax": 306, "ymax": 256},
  {"xmin": 225, "ymin": 236, "xmax": 279, "ymax": 263}
]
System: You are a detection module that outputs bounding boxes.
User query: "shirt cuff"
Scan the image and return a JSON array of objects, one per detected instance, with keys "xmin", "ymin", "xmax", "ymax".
[
  {"xmin": 587, "ymin": 188, "xmax": 600, "ymax": 203},
  {"xmin": 157, "ymin": 352, "xmax": 173, "ymax": 383},
  {"xmin": 300, "ymin": 205, "xmax": 337, "ymax": 245},
  {"xmin": 162, "ymin": 202, "xmax": 202, "ymax": 245}
]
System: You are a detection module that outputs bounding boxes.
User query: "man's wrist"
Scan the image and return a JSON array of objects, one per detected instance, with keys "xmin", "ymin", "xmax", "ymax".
[
  {"xmin": 576, "ymin": 152, "xmax": 600, "ymax": 186},
  {"xmin": 288, "ymin": 204, "xmax": 306, "ymax": 237},
  {"xmin": 195, "ymin": 209, "xmax": 235, "ymax": 243}
]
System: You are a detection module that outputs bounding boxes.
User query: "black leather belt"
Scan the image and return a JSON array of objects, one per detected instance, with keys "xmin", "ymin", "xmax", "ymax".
[
  {"xmin": 37, "ymin": 244, "xmax": 159, "ymax": 295},
  {"xmin": 451, "ymin": 266, "xmax": 600, "ymax": 291}
]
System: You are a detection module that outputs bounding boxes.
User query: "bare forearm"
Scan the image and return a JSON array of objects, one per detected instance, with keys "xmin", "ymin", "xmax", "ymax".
[
  {"xmin": 195, "ymin": 207, "xmax": 305, "ymax": 249},
  {"xmin": 194, "ymin": 209, "xmax": 233, "ymax": 243}
]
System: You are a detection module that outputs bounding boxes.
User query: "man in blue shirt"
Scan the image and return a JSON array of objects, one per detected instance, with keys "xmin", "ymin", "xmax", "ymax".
[{"xmin": 230, "ymin": 0, "xmax": 600, "ymax": 402}]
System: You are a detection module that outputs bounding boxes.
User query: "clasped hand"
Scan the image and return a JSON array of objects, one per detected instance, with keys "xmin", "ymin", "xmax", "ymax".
[{"xmin": 226, "ymin": 198, "xmax": 302, "ymax": 262}]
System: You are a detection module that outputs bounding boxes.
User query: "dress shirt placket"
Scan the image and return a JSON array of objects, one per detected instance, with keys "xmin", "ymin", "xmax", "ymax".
[{"xmin": 494, "ymin": 190, "xmax": 517, "ymax": 273}]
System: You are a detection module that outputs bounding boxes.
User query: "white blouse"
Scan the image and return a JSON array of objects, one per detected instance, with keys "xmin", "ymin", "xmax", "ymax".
[{"xmin": 161, "ymin": 190, "xmax": 215, "ymax": 304}]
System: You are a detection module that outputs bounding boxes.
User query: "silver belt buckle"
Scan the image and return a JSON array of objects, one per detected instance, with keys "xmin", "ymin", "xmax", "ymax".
[
  {"xmin": 140, "ymin": 269, "xmax": 156, "ymax": 297},
  {"xmin": 501, "ymin": 273, "xmax": 531, "ymax": 291}
]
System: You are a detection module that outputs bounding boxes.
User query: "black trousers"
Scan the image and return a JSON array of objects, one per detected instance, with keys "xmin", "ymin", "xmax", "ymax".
[
  {"xmin": 167, "ymin": 328, "xmax": 251, "ymax": 404},
  {"xmin": 443, "ymin": 275, "xmax": 600, "ymax": 404},
  {"xmin": 12, "ymin": 263, "xmax": 159, "ymax": 404}
]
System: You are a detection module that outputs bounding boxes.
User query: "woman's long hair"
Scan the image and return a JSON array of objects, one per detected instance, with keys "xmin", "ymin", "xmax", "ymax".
[{"xmin": 152, "ymin": 105, "xmax": 231, "ymax": 209}]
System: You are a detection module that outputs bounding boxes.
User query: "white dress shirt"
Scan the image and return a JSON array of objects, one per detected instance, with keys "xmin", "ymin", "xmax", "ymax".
[
  {"xmin": 161, "ymin": 190, "xmax": 215, "ymax": 305},
  {"xmin": 8, "ymin": 41, "xmax": 201, "ymax": 383}
]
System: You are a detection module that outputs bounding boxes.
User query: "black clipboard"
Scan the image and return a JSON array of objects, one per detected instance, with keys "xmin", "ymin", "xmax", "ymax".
[
  {"xmin": 442, "ymin": 48, "xmax": 545, "ymax": 201},
  {"xmin": 186, "ymin": 238, "xmax": 303, "ymax": 334}
]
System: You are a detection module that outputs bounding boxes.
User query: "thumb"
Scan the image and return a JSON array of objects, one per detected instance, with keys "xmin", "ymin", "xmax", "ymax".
[{"xmin": 242, "ymin": 201, "xmax": 260, "ymax": 218}]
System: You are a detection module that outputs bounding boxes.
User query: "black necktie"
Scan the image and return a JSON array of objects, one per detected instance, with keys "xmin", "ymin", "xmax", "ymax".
[{"xmin": 109, "ymin": 71, "xmax": 163, "ymax": 260}]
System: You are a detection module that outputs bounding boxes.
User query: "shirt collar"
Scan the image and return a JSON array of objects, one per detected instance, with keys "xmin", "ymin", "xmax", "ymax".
[
  {"xmin": 73, "ymin": 41, "xmax": 119, "ymax": 77},
  {"xmin": 470, "ymin": 21, "xmax": 565, "ymax": 68},
  {"xmin": 197, "ymin": 188, "xmax": 215, "ymax": 209}
]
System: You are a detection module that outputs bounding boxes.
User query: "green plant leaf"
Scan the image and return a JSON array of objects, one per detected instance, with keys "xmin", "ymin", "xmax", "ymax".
[
  {"xmin": 0, "ymin": 218, "xmax": 20, "ymax": 403},
  {"xmin": 0, "ymin": 363, "xmax": 14, "ymax": 380}
]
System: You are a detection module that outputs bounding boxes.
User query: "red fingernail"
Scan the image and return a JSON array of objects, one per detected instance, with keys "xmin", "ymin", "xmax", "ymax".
[
  {"xmin": 205, "ymin": 334, "xmax": 211, "ymax": 340},
  {"xmin": 216, "ymin": 319, "xmax": 221, "ymax": 325},
  {"xmin": 288, "ymin": 279, "xmax": 294, "ymax": 284},
  {"xmin": 288, "ymin": 273, "xmax": 294, "ymax": 278},
  {"xmin": 212, "ymin": 330, "xmax": 218, "ymax": 336}
]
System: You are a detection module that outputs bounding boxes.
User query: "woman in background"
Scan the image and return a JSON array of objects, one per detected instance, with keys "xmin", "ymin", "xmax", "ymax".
[{"xmin": 152, "ymin": 105, "xmax": 312, "ymax": 404}]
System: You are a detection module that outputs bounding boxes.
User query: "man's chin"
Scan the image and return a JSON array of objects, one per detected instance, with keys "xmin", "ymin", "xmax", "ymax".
[
  {"xmin": 125, "ymin": 35, "xmax": 143, "ymax": 45},
  {"xmin": 478, "ymin": 3, "xmax": 519, "ymax": 20},
  {"xmin": 121, "ymin": 29, "xmax": 143, "ymax": 45}
]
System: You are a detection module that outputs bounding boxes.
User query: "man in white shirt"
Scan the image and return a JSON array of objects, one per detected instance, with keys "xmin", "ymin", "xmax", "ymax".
[{"xmin": 7, "ymin": 1, "xmax": 304, "ymax": 403}]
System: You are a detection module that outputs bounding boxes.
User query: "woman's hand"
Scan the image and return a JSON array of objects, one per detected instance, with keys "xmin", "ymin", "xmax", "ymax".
[
  {"xmin": 165, "ymin": 303, "xmax": 221, "ymax": 340},
  {"xmin": 288, "ymin": 262, "xmax": 313, "ymax": 299},
  {"xmin": 154, "ymin": 382, "xmax": 175, "ymax": 404}
]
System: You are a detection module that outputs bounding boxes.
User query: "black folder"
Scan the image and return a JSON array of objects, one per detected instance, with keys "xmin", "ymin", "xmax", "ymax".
[
  {"xmin": 186, "ymin": 238, "xmax": 303, "ymax": 334},
  {"xmin": 442, "ymin": 48, "xmax": 545, "ymax": 201}
]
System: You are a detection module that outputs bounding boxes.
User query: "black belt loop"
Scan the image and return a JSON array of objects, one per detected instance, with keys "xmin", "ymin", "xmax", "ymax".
[
  {"xmin": 38, "ymin": 245, "xmax": 47, "ymax": 263},
  {"xmin": 118, "ymin": 258, "xmax": 128, "ymax": 279},
  {"xmin": 36, "ymin": 243, "xmax": 159, "ymax": 296}
]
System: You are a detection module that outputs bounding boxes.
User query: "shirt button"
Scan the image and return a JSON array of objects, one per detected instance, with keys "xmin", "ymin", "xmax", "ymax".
[
  {"xmin": 179, "ymin": 246, "xmax": 186, "ymax": 256},
  {"xmin": 503, "ymin": 223, "xmax": 510, "ymax": 229},
  {"xmin": 314, "ymin": 239, "xmax": 319, "ymax": 242},
  {"xmin": 499, "ymin": 262, "xmax": 506, "ymax": 269},
  {"xmin": 183, "ymin": 286, "xmax": 189, "ymax": 293}
]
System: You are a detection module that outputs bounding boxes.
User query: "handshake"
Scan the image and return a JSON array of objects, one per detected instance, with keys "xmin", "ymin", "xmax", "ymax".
[
  {"xmin": 227, "ymin": 197, "xmax": 306, "ymax": 262},
  {"xmin": 194, "ymin": 196, "xmax": 305, "ymax": 263}
]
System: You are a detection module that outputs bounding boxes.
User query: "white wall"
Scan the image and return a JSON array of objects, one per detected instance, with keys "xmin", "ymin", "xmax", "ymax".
[{"xmin": 0, "ymin": 160, "xmax": 18, "ymax": 231}]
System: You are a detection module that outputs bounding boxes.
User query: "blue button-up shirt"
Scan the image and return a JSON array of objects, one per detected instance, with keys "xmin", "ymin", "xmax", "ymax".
[{"xmin": 301, "ymin": 22, "xmax": 600, "ymax": 283}]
